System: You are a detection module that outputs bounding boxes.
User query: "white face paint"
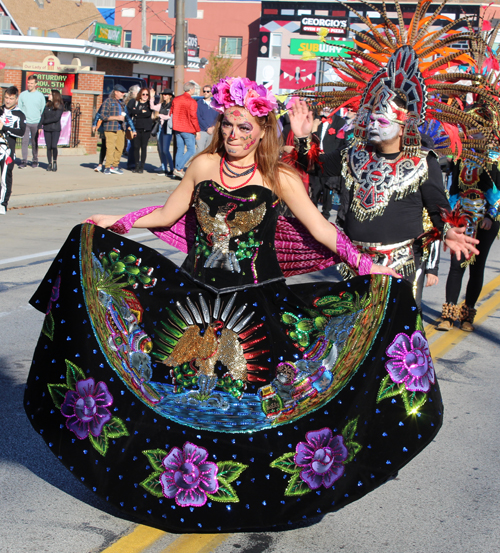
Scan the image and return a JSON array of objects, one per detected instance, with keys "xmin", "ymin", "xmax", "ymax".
[{"xmin": 368, "ymin": 112, "xmax": 402, "ymax": 145}]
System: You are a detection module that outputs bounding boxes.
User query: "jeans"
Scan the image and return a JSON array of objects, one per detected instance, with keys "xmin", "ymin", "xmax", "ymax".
[
  {"xmin": 174, "ymin": 131, "xmax": 195, "ymax": 170},
  {"xmin": 22, "ymin": 122, "xmax": 40, "ymax": 162},
  {"xmin": 158, "ymin": 130, "xmax": 173, "ymax": 173}
]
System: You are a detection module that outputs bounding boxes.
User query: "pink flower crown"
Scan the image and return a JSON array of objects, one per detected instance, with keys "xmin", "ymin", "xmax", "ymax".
[{"xmin": 210, "ymin": 77, "xmax": 278, "ymax": 118}]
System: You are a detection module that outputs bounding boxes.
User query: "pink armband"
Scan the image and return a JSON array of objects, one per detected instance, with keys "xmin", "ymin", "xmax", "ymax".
[{"xmin": 335, "ymin": 230, "xmax": 373, "ymax": 276}]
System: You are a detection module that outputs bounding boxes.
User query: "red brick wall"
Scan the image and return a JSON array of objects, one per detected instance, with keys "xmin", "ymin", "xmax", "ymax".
[
  {"xmin": 73, "ymin": 72, "xmax": 105, "ymax": 155},
  {"xmin": 1, "ymin": 50, "xmax": 49, "ymax": 83},
  {"xmin": 96, "ymin": 58, "xmax": 134, "ymax": 76},
  {"xmin": 4, "ymin": 69, "xmax": 22, "ymax": 89}
]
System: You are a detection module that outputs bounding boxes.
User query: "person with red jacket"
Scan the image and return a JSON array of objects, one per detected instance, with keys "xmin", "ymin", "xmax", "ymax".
[{"xmin": 170, "ymin": 81, "xmax": 200, "ymax": 178}]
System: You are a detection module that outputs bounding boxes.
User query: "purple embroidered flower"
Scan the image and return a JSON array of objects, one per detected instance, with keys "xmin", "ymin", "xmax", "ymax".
[
  {"xmin": 385, "ymin": 330, "xmax": 435, "ymax": 393},
  {"xmin": 160, "ymin": 442, "xmax": 219, "ymax": 507},
  {"xmin": 295, "ymin": 428, "xmax": 348, "ymax": 490},
  {"xmin": 61, "ymin": 378, "xmax": 113, "ymax": 439}
]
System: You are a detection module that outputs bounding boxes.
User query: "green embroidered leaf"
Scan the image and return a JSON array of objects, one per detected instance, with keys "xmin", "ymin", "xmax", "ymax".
[
  {"xmin": 401, "ymin": 389, "xmax": 428, "ymax": 415},
  {"xmin": 42, "ymin": 312, "xmax": 55, "ymax": 341},
  {"xmin": 140, "ymin": 472, "xmax": 164, "ymax": 498},
  {"xmin": 47, "ymin": 383, "xmax": 69, "ymax": 410},
  {"xmin": 342, "ymin": 416, "xmax": 359, "ymax": 443},
  {"xmin": 216, "ymin": 461, "xmax": 248, "ymax": 483},
  {"xmin": 376, "ymin": 374, "xmax": 405, "ymax": 403},
  {"xmin": 143, "ymin": 449, "xmax": 168, "ymax": 472},
  {"xmin": 89, "ymin": 432, "xmax": 109, "ymax": 457},
  {"xmin": 415, "ymin": 313, "xmax": 424, "ymax": 332},
  {"xmin": 282, "ymin": 313, "xmax": 299, "ymax": 325},
  {"xmin": 270, "ymin": 451, "xmax": 300, "ymax": 475},
  {"xmin": 296, "ymin": 319, "xmax": 314, "ymax": 332},
  {"xmin": 344, "ymin": 441, "xmax": 362, "ymax": 464},
  {"xmin": 104, "ymin": 417, "xmax": 129, "ymax": 439},
  {"xmin": 313, "ymin": 316, "xmax": 328, "ymax": 331},
  {"xmin": 207, "ymin": 476, "xmax": 239, "ymax": 503},
  {"xmin": 284, "ymin": 472, "xmax": 311, "ymax": 497},
  {"xmin": 65, "ymin": 360, "xmax": 86, "ymax": 390}
]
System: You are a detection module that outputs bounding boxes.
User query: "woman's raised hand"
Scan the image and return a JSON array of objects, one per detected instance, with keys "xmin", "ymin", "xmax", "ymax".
[{"xmin": 288, "ymin": 97, "xmax": 314, "ymax": 138}]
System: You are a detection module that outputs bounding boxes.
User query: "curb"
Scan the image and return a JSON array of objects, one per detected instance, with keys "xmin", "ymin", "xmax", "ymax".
[{"xmin": 9, "ymin": 180, "xmax": 179, "ymax": 209}]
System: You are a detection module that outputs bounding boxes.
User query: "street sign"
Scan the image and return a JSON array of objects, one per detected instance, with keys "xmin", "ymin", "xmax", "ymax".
[
  {"xmin": 168, "ymin": 0, "xmax": 198, "ymax": 19},
  {"xmin": 93, "ymin": 22, "xmax": 123, "ymax": 46},
  {"xmin": 289, "ymin": 39, "xmax": 354, "ymax": 58}
]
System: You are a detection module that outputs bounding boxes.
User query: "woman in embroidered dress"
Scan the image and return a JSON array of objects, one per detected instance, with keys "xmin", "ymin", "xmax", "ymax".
[{"xmin": 24, "ymin": 77, "xmax": 475, "ymax": 533}]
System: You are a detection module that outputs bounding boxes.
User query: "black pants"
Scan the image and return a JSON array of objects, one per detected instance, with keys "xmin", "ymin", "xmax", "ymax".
[
  {"xmin": 445, "ymin": 221, "xmax": 500, "ymax": 307},
  {"xmin": 0, "ymin": 144, "xmax": 15, "ymax": 208},
  {"xmin": 310, "ymin": 176, "xmax": 333, "ymax": 217},
  {"xmin": 44, "ymin": 131, "xmax": 60, "ymax": 164},
  {"xmin": 133, "ymin": 129, "xmax": 151, "ymax": 166},
  {"xmin": 99, "ymin": 135, "xmax": 106, "ymax": 166}
]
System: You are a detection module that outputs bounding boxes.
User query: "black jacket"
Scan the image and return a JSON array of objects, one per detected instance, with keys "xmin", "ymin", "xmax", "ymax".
[
  {"xmin": 128, "ymin": 99, "xmax": 154, "ymax": 132},
  {"xmin": 39, "ymin": 106, "xmax": 63, "ymax": 132}
]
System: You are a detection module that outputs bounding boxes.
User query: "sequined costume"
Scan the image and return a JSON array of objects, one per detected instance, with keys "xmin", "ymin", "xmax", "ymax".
[{"xmin": 25, "ymin": 180, "xmax": 442, "ymax": 532}]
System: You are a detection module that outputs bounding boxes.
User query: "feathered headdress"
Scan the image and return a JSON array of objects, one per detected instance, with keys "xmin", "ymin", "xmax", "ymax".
[{"xmin": 293, "ymin": 0, "xmax": 500, "ymax": 160}]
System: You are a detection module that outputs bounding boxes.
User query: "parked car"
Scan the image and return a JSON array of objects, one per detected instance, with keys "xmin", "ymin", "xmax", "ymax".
[{"xmin": 102, "ymin": 76, "xmax": 148, "ymax": 100}]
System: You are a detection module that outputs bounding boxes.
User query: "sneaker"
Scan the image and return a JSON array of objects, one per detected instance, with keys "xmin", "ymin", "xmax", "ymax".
[
  {"xmin": 103, "ymin": 167, "xmax": 112, "ymax": 174},
  {"xmin": 19, "ymin": 161, "xmax": 27, "ymax": 168},
  {"xmin": 165, "ymin": 172, "xmax": 174, "ymax": 178},
  {"xmin": 173, "ymin": 169, "xmax": 185, "ymax": 179},
  {"xmin": 0, "ymin": 205, "xmax": 6, "ymax": 215},
  {"xmin": 155, "ymin": 166, "xmax": 166, "ymax": 173},
  {"xmin": 110, "ymin": 167, "xmax": 123, "ymax": 175},
  {"xmin": 94, "ymin": 165, "xmax": 102, "ymax": 172},
  {"xmin": 31, "ymin": 161, "xmax": 38, "ymax": 168}
]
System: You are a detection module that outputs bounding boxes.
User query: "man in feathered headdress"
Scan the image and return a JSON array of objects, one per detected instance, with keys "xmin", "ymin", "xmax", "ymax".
[{"xmin": 289, "ymin": 2, "xmax": 483, "ymax": 306}]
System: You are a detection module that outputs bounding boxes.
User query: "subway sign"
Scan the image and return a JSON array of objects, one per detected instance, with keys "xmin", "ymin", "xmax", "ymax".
[
  {"xmin": 300, "ymin": 17, "xmax": 348, "ymax": 37},
  {"xmin": 290, "ymin": 39, "xmax": 354, "ymax": 58},
  {"xmin": 94, "ymin": 22, "xmax": 123, "ymax": 46}
]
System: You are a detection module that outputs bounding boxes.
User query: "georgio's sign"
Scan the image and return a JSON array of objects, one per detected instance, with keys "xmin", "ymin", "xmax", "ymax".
[
  {"xmin": 300, "ymin": 17, "xmax": 347, "ymax": 37},
  {"xmin": 187, "ymin": 34, "xmax": 199, "ymax": 57},
  {"xmin": 24, "ymin": 72, "xmax": 77, "ymax": 97}
]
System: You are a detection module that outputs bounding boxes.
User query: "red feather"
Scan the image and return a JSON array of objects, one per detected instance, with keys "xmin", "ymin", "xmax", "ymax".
[
  {"xmin": 417, "ymin": 226, "xmax": 441, "ymax": 248},
  {"xmin": 441, "ymin": 206, "xmax": 468, "ymax": 228}
]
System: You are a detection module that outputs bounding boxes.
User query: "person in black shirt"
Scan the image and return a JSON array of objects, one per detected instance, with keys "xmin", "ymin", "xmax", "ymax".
[
  {"xmin": 289, "ymin": 91, "xmax": 479, "ymax": 307},
  {"xmin": 38, "ymin": 89, "xmax": 64, "ymax": 172},
  {"xmin": 0, "ymin": 86, "xmax": 26, "ymax": 214},
  {"xmin": 128, "ymin": 88, "xmax": 154, "ymax": 173}
]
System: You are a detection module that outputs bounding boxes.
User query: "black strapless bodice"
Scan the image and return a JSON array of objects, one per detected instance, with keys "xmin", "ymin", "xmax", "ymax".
[{"xmin": 181, "ymin": 180, "xmax": 284, "ymax": 290}]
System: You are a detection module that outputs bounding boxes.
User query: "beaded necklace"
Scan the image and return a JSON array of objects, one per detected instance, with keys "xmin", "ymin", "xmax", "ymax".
[{"xmin": 219, "ymin": 155, "xmax": 258, "ymax": 189}]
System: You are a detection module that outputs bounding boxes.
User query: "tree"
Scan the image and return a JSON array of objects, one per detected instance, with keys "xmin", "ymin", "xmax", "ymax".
[{"xmin": 205, "ymin": 50, "xmax": 233, "ymax": 85}]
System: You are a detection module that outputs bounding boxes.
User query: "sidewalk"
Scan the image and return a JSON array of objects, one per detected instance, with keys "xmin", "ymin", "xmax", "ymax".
[{"xmin": 9, "ymin": 150, "xmax": 179, "ymax": 209}]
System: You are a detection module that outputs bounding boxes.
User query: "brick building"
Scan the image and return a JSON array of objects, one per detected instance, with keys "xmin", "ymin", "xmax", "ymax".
[{"xmin": 113, "ymin": 0, "xmax": 261, "ymax": 89}]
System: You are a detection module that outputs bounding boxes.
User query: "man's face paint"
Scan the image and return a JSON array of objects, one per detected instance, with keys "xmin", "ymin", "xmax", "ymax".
[
  {"xmin": 367, "ymin": 112, "xmax": 402, "ymax": 145},
  {"xmin": 221, "ymin": 108, "xmax": 264, "ymax": 157}
]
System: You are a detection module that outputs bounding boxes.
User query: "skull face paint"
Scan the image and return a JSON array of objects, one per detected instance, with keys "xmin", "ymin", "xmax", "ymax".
[
  {"xmin": 221, "ymin": 107, "xmax": 264, "ymax": 158},
  {"xmin": 367, "ymin": 112, "xmax": 402, "ymax": 146}
]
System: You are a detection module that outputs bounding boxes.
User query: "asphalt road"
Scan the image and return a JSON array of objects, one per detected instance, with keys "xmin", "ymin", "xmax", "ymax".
[{"xmin": 1, "ymin": 193, "xmax": 499, "ymax": 553}]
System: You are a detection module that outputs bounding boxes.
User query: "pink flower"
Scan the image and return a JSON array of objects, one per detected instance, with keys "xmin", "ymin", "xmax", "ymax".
[{"xmin": 246, "ymin": 96, "xmax": 274, "ymax": 117}]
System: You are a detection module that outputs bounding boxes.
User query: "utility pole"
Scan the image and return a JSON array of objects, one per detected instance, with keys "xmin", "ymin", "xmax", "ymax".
[
  {"xmin": 174, "ymin": 0, "xmax": 185, "ymax": 96},
  {"xmin": 141, "ymin": 0, "xmax": 147, "ymax": 49}
]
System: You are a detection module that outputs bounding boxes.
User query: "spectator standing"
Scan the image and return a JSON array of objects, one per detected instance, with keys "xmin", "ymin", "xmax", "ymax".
[
  {"xmin": 123, "ymin": 85, "xmax": 140, "ymax": 170},
  {"xmin": 151, "ymin": 88, "xmax": 174, "ymax": 176},
  {"xmin": 128, "ymin": 88, "xmax": 154, "ymax": 173},
  {"xmin": 98, "ymin": 84, "xmax": 128, "ymax": 175},
  {"xmin": 171, "ymin": 81, "xmax": 200, "ymax": 178},
  {"xmin": 38, "ymin": 89, "xmax": 63, "ymax": 172},
  {"xmin": 310, "ymin": 105, "xmax": 347, "ymax": 220},
  {"xmin": 18, "ymin": 75, "xmax": 45, "ymax": 168},
  {"xmin": 0, "ymin": 86, "xmax": 26, "ymax": 214},
  {"xmin": 196, "ymin": 85, "xmax": 217, "ymax": 152}
]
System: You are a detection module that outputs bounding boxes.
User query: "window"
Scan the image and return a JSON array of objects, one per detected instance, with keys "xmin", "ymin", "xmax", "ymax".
[
  {"xmin": 151, "ymin": 34, "xmax": 172, "ymax": 52},
  {"xmin": 123, "ymin": 30, "xmax": 132, "ymax": 48},
  {"xmin": 219, "ymin": 37, "xmax": 242, "ymax": 57},
  {"xmin": 270, "ymin": 33, "xmax": 281, "ymax": 58}
]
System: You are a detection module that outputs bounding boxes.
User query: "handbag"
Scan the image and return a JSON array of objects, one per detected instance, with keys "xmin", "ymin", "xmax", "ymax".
[
  {"xmin": 125, "ymin": 128, "xmax": 134, "ymax": 141},
  {"xmin": 150, "ymin": 119, "xmax": 160, "ymax": 138}
]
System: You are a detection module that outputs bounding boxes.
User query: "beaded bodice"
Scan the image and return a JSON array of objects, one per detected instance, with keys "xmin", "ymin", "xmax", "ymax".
[{"xmin": 181, "ymin": 180, "xmax": 283, "ymax": 289}]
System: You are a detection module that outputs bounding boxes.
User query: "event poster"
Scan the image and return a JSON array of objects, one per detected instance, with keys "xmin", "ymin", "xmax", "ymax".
[
  {"xmin": 24, "ymin": 72, "xmax": 77, "ymax": 98},
  {"xmin": 38, "ymin": 111, "xmax": 72, "ymax": 147}
]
